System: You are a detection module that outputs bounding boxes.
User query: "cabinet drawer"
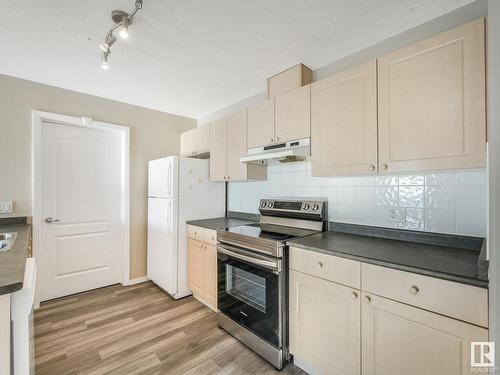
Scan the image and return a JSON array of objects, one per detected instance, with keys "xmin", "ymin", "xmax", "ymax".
[
  {"xmin": 289, "ymin": 247, "xmax": 361, "ymax": 289},
  {"xmin": 362, "ymin": 263, "xmax": 488, "ymax": 327},
  {"xmin": 187, "ymin": 225, "xmax": 204, "ymax": 241},
  {"xmin": 203, "ymin": 229, "xmax": 217, "ymax": 245}
]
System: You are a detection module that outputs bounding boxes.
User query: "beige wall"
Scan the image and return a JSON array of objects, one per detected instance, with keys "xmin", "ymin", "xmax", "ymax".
[{"xmin": 0, "ymin": 74, "xmax": 196, "ymax": 279}]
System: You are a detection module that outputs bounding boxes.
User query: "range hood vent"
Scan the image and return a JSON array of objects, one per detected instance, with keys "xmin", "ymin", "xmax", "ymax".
[{"xmin": 240, "ymin": 138, "xmax": 310, "ymax": 164}]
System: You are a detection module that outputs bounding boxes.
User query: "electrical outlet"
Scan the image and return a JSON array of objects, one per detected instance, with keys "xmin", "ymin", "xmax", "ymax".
[
  {"xmin": 389, "ymin": 208, "xmax": 406, "ymax": 224},
  {"xmin": 0, "ymin": 201, "xmax": 13, "ymax": 214}
]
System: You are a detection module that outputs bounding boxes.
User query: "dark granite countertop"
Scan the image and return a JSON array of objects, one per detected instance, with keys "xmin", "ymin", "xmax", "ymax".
[
  {"xmin": 0, "ymin": 221, "xmax": 31, "ymax": 295},
  {"xmin": 186, "ymin": 217, "xmax": 257, "ymax": 231},
  {"xmin": 288, "ymin": 225, "xmax": 488, "ymax": 288}
]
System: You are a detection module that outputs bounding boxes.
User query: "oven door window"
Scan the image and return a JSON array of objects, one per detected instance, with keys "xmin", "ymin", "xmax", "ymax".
[
  {"xmin": 226, "ymin": 265, "xmax": 266, "ymax": 313},
  {"xmin": 218, "ymin": 254, "xmax": 281, "ymax": 348}
]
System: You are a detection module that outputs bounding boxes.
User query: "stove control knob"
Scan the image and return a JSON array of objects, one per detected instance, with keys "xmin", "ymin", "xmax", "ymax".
[
  {"xmin": 303, "ymin": 203, "xmax": 310, "ymax": 210},
  {"xmin": 312, "ymin": 204, "xmax": 320, "ymax": 211},
  {"xmin": 260, "ymin": 201, "xmax": 267, "ymax": 208},
  {"xmin": 268, "ymin": 202, "xmax": 273, "ymax": 208}
]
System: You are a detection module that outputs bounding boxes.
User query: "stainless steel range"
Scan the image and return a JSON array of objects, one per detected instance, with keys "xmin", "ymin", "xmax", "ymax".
[{"xmin": 217, "ymin": 198, "xmax": 328, "ymax": 369}]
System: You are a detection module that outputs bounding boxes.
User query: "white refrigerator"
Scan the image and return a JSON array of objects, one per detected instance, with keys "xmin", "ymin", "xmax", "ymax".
[{"xmin": 147, "ymin": 156, "xmax": 225, "ymax": 299}]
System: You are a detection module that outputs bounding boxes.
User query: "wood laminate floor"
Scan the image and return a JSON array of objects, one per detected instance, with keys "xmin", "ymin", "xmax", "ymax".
[{"xmin": 35, "ymin": 281, "xmax": 308, "ymax": 375}]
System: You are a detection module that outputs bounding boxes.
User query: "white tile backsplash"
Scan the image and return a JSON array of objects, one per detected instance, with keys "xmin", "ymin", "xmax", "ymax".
[{"xmin": 227, "ymin": 162, "xmax": 487, "ymax": 237}]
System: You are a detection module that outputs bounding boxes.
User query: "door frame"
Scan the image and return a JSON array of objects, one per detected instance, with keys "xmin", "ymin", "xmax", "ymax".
[{"xmin": 32, "ymin": 110, "xmax": 131, "ymax": 305}]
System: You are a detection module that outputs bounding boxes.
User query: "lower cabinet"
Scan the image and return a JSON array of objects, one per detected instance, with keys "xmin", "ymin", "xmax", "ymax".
[
  {"xmin": 362, "ymin": 292, "xmax": 488, "ymax": 375},
  {"xmin": 289, "ymin": 270, "xmax": 361, "ymax": 375},
  {"xmin": 202, "ymin": 244, "xmax": 217, "ymax": 308},
  {"xmin": 289, "ymin": 249, "xmax": 489, "ymax": 375},
  {"xmin": 187, "ymin": 227, "xmax": 218, "ymax": 311}
]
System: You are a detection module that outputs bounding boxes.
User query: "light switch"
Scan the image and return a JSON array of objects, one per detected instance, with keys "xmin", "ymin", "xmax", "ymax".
[{"xmin": 0, "ymin": 201, "xmax": 13, "ymax": 214}]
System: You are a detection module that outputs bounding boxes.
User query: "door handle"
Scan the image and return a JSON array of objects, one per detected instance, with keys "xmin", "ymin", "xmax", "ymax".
[{"xmin": 45, "ymin": 217, "xmax": 60, "ymax": 223}]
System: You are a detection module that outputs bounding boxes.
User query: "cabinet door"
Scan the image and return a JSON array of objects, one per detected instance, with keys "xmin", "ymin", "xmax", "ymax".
[
  {"xmin": 226, "ymin": 109, "xmax": 248, "ymax": 181},
  {"xmin": 203, "ymin": 244, "xmax": 218, "ymax": 309},
  {"xmin": 209, "ymin": 118, "xmax": 227, "ymax": 182},
  {"xmin": 289, "ymin": 270, "xmax": 360, "ymax": 375},
  {"xmin": 362, "ymin": 292, "xmax": 488, "ymax": 375},
  {"xmin": 311, "ymin": 60, "xmax": 378, "ymax": 176},
  {"xmin": 193, "ymin": 125, "xmax": 210, "ymax": 155},
  {"xmin": 378, "ymin": 18, "xmax": 486, "ymax": 173},
  {"xmin": 188, "ymin": 239, "xmax": 204, "ymax": 296},
  {"xmin": 180, "ymin": 130, "xmax": 194, "ymax": 157},
  {"xmin": 275, "ymin": 85, "xmax": 311, "ymax": 143},
  {"xmin": 247, "ymin": 99, "xmax": 275, "ymax": 148}
]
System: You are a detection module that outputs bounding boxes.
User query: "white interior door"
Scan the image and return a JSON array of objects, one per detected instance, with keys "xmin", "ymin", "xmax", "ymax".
[{"xmin": 40, "ymin": 121, "xmax": 123, "ymax": 301}]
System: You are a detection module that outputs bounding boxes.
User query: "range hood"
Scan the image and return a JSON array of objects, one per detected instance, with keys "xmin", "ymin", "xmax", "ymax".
[{"xmin": 240, "ymin": 138, "xmax": 310, "ymax": 164}]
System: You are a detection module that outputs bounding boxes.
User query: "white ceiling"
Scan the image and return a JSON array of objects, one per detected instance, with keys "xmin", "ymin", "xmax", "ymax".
[{"xmin": 0, "ymin": 0, "xmax": 475, "ymax": 119}]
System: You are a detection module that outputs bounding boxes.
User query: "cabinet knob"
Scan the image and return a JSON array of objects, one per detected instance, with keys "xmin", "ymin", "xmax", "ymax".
[
  {"xmin": 381, "ymin": 163, "xmax": 388, "ymax": 170},
  {"xmin": 363, "ymin": 295, "xmax": 371, "ymax": 304},
  {"xmin": 351, "ymin": 292, "xmax": 358, "ymax": 300},
  {"xmin": 409, "ymin": 285, "xmax": 419, "ymax": 295},
  {"xmin": 317, "ymin": 262, "xmax": 323, "ymax": 269},
  {"xmin": 271, "ymin": 138, "xmax": 274, "ymax": 143},
  {"xmin": 276, "ymin": 137, "xmax": 280, "ymax": 141},
  {"xmin": 369, "ymin": 165, "xmax": 376, "ymax": 171},
  {"xmin": 199, "ymin": 243, "xmax": 203, "ymax": 248}
]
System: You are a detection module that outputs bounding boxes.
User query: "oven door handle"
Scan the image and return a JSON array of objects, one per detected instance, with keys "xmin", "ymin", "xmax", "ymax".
[{"xmin": 217, "ymin": 245, "xmax": 281, "ymax": 273}]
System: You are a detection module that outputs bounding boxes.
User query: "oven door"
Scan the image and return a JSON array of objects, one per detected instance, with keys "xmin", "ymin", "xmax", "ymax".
[{"xmin": 217, "ymin": 243, "xmax": 283, "ymax": 348}]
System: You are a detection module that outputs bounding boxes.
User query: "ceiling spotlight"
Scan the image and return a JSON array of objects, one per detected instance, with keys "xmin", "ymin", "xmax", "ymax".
[
  {"xmin": 119, "ymin": 17, "xmax": 129, "ymax": 39},
  {"xmin": 98, "ymin": 1, "xmax": 143, "ymax": 68},
  {"xmin": 101, "ymin": 52, "xmax": 110, "ymax": 70},
  {"xmin": 99, "ymin": 35, "xmax": 117, "ymax": 53}
]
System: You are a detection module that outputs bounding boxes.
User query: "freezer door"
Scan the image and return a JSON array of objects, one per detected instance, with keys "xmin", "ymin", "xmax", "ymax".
[
  {"xmin": 148, "ymin": 157, "xmax": 179, "ymax": 198},
  {"xmin": 147, "ymin": 198, "xmax": 179, "ymax": 295},
  {"xmin": 178, "ymin": 158, "xmax": 212, "ymax": 197}
]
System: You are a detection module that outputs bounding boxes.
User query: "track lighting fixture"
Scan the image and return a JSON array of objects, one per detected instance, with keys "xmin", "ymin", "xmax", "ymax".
[
  {"xmin": 119, "ymin": 17, "xmax": 129, "ymax": 39},
  {"xmin": 101, "ymin": 52, "xmax": 110, "ymax": 70},
  {"xmin": 99, "ymin": 35, "xmax": 117, "ymax": 53},
  {"xmin": 99, "ymin": 0, "xmax": 144, "ymax": 70}
]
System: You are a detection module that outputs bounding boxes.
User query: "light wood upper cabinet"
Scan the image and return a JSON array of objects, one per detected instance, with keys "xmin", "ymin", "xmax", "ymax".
[
  {"xmin": 290, "ymin": 270, "xmax": 361, "ymax": 375},
  {"xmin": 362, "ymin": 292, "xmax": 488, "ymax": 375},
  {"xmin": 247, "ymin": 99, "xmax": 275, "ymax": 148},
  {"xmin": 378, "ymin": 18, "xmax": 486, "ymax": 173},
  {"xmin": 226, "ymin": 110, "xmax": 248, "ymax": 180},
  {"xmin": 209, "ymin": 118, "xmax": 227, "ymax": 182},
  {"xmin": 210, "ymin": 111, "xmax": 267, "ymax": 182},
  {"xmin": 180, "ymin": 126, "xmax": 210, "ymax": 157},
  {"xmin": 275, "ymin": 85, "xmax": 311, "ymax": 143},
  {"xmin": 311, "ymin": 60, "xmax": 378, "ymax": 176}
]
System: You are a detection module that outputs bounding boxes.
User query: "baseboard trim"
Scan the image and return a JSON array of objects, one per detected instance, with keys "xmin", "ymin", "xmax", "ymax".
[{"xmin": 123, "ymin": 276, "xmax": 149, "ymax": 286}]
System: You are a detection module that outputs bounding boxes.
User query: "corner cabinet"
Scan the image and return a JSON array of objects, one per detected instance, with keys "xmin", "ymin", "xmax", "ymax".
[
  {"xmin": 289, "ymin": 270, "xmax": 361, "ymax": 375},
  {"xmin": 361, "ymin": 293, "xmax": 488, "ymax": 375},
  {"xmin": 180, "ymin": 126, "xmax": 210, "ymax": 157},
  {"xmin": 209, "ymin": 110, "xmax": 267, "ymax": 182},
  {"xmin": 378, "ymin": 18, "xmax": 486, "ymax": 173},
  {"xmin": 311, "ymin": 60, "xmax": 378, "ymax": 176}
]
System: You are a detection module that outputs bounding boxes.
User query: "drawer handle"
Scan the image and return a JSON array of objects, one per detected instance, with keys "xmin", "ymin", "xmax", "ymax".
[
  {"xmin": 363, "ymin": 295, "xmax": 371, "ymax": 304},
  {"xmin": 351, "ymin": 292, "xmax": 358, "ymax": 300},
  {"xmin": 317, "ymin": 261, "xmax": 323, "ymax": 269},
  {"xmin": 409, "ymin": 285, "xmax": 419, "ymax": 295}
]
